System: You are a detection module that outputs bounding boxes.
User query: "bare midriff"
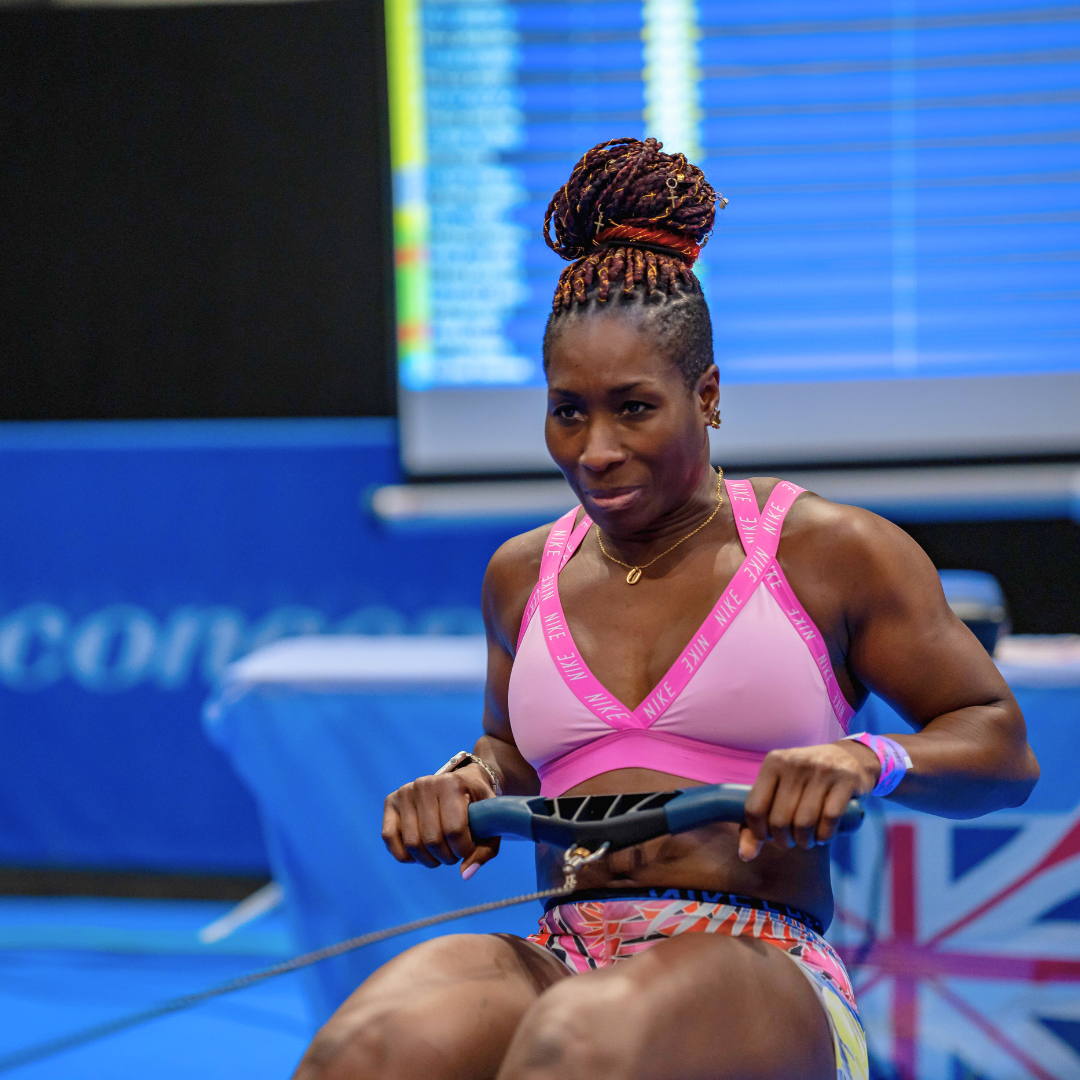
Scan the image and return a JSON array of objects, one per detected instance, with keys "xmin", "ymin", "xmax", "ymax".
[{"xmin": 534, "ymin": 767, "xmax": 835, "ymax": 929}]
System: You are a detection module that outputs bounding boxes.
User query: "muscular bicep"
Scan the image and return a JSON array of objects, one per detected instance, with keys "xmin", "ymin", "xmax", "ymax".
[
  {"xmin": 842, "ymin": 512, "xmax": 1015, "ymax": 728},
  {"xmin": 829, "ymin": 508, "xmax": 1037, "ymax": 813}
]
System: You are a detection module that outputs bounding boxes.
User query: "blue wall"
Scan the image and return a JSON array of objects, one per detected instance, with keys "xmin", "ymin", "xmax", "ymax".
[{"xmin": 0, "ymin": 420, "xmax": 521, "ymax": 873}]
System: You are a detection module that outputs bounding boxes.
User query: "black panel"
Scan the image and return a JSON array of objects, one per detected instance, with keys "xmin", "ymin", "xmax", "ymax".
[
  {"xmin": 901, "ymin": 519, "xmax": 1080, "ymax": 635},
  {"xmin": 0, "ymin": 865, "xmax": 271, "ymax": 901},
  {"xmin": 0, "ymin": 0, "xmax": 394, "ymax": 419}
]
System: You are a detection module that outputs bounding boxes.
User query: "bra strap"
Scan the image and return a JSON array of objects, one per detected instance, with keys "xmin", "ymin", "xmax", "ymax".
[
  {"xmin": 724, "ymin": 478, "xmax": 760, "ymax": 554},
  {"xmin": 516, "ymin": 508, "xmax": 592, "ymax": 652},
  {"xmin": 753, "ymin": 481, "xmax": 805, "ymax": 559},
  {"xmin": 750, "ymin": 482, "xmax": 856, "ymax": 731}
]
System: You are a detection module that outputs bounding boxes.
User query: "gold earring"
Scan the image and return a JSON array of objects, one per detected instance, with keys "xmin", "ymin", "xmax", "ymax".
[{"xmin": 708, "ymin": 408, "xmax": 722, "ymax": 429}]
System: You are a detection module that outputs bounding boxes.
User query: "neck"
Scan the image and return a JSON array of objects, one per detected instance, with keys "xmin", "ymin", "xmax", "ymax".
[{"xmin": 599, "ymin": 465, "xmax": 720, "ymax": 553}]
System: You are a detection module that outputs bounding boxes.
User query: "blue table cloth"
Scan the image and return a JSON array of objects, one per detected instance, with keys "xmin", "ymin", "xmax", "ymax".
[{"xmin": 206, "ymin": 633, "xmax": 1080, "ymax": 1079}]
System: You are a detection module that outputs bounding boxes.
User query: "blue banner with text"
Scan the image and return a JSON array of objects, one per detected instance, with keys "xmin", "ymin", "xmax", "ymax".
[{"xmin": 0, "ymin": 420, "xmax": 516, "ymax": 873}]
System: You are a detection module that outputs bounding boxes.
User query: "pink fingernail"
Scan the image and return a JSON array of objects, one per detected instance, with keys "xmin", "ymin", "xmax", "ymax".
[{"xmin": 461, "ymin": 863, "xmax": 479, "ymax": 880}]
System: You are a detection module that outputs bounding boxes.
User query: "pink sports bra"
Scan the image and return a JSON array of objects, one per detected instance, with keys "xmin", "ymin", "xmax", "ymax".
[{"xmin": 507, "ymin": 479, "xmax": 855, "ymax": 798}]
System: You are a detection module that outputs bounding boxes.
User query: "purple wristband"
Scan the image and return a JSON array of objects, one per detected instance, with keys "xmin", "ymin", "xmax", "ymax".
[{"xmin": 844, "ymin": 733, "xmax": 913, "ymax": 797}]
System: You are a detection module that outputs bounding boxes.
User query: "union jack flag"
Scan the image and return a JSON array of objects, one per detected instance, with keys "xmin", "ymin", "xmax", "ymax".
[{"xmin": 829, "ymin": 807, "xmax": 1080, "ymax": 1080}]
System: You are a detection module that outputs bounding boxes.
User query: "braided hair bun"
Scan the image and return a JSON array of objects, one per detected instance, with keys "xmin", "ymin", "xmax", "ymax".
[{"xmin": 544, "ymin": 137, "xmax": 723, "ymax": 313}]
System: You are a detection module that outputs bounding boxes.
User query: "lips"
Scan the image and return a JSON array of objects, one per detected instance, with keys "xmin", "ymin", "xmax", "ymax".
[{"xmin": 582, "ymin": 486, "xmax": 642, "ymax": 512}]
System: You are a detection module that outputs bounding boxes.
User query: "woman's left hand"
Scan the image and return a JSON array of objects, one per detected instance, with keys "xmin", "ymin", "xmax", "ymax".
[{"xmin": 740, "ymin": 740, "xmax": 880, "ymax": 861}]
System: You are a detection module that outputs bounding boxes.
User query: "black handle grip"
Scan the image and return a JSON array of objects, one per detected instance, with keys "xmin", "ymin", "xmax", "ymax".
[
  {"xmin": 664, "ymin": 784, "xmax": 865, "ymax": 836},
  {"xmin": 468, "ymin": 796, "xmax": 540, "ymax": 842},
  {"xmin": 468, "ymin": 784, "xmax": 863, "ymax": 852}
]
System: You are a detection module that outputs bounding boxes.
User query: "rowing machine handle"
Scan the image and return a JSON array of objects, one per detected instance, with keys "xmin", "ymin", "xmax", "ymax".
[
  {"xmin": 468, "ymin": 795, "xmax": 539, "ymax": 842},
  {"xmin": 468, "ymin": 782, "xmax": 863, "ymax": 849},
  {"xmin": 663, "ymin": 783, "xmax": 864, "ymax": 835}
]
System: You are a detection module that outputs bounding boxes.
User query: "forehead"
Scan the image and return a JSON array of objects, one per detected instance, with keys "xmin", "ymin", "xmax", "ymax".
[{"xmin": 546, "ymin": 310, "xmax": 678, "ymax": 389}]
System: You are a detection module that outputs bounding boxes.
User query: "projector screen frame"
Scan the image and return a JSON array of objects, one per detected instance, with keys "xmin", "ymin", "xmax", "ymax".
[{"xmin": 399, "ymin": 371, "xmax": 1080, "ymax": 478}]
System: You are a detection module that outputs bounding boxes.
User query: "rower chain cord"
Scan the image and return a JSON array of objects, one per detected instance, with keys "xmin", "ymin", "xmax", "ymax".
[{"xmin": 0, "ymin": 844, "xmax": 610, "ymax": 1075}]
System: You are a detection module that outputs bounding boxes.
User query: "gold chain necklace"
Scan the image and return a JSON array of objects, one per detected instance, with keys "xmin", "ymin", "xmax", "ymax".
[{"xmin": 596, "ymin": 467, "xmax": 724, "ymax": 585}]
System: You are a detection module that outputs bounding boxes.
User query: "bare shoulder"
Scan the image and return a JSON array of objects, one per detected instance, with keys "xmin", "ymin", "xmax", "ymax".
[
  {"xmin": 485, "ymin": 523, "xmax": 550, "ymax": 593},
  {"xmin": 748, "ymin": 475, "xmax": 942, "ymax": 608},
  {"xmin": 748, "ymin": 475, "xmax": 903, "ymax": 544},
  {"xmin": 481, "ymin": 520, "xmax": 560, "ymax": 650}
]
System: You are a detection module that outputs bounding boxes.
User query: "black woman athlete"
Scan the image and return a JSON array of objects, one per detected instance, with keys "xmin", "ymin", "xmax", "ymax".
[{"xmin": 294, "ymin": 137, "xmax": 1038, "ymax": 1080}]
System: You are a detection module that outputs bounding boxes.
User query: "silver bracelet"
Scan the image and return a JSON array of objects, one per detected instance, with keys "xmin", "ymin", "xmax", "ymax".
[{"xmin": 435, "ymin": 751, "xmax": 503, "ymax": 797}]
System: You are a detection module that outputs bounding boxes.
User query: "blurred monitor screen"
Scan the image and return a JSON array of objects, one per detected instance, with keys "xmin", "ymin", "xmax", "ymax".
[{"xmin": 387, "ymin": 0, "xmax": 1080, "ymax": 476}]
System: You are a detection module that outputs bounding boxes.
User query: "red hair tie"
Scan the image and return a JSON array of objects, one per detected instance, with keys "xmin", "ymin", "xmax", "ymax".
[{"xmin": 595, "ymin": 225, "xmax": 701, "ymax": 265}]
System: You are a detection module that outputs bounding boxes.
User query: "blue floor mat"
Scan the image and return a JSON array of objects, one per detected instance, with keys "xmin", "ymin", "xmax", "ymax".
[{"xmin": 0, "ymin": 897, "xmax": 312, "ymax": 1079}]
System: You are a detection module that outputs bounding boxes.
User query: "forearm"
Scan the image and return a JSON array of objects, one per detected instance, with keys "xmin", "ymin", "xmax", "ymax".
[
  {"xmin": 472, "ymin": 733, "xmax": 541, "ymax": 796},
  {"xmin": 872, "ymin": 702, "xmax": 1039, "ymax": 818}
]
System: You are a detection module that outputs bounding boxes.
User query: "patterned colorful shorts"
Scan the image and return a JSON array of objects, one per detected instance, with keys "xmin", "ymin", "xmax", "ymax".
[{"xmin": 527, "ymin": 888, "xmax": 868, "ymax": 1080}]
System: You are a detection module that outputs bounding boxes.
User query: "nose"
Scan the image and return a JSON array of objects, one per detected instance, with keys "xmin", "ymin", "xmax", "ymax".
[{"xmin": 577, "ymin": 416, "xmax": 628, "ymax": 473}]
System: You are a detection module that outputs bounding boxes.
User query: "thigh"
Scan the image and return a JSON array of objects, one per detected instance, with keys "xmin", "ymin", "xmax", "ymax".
[
  {"xmin": 294, "ymin": 932, "xmax": 569, "ymax": 1080},
  {"xmin": 498, "ymin": 933, "xmax": 835, "ymax": 1080}
]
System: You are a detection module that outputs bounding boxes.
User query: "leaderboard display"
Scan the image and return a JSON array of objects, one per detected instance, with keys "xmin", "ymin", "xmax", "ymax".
[
  {"xmin": 388, "ymin": 1, "xmax": 1080, "ymax": 473},
  {"xmin": 386, "ymin": 1, "xmax": 1080, "ymax": 472}
]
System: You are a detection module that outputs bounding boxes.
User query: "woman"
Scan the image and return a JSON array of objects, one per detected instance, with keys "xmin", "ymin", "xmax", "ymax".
[{"xmin": 295, "ymin": 138, "xmax": 1038, "ymax": 1080}]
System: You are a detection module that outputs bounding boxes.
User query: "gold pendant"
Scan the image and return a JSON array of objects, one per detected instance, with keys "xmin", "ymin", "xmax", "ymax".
[{"xmin": 626, "ymin": 568, "xmax": 642, "ymax": 585}]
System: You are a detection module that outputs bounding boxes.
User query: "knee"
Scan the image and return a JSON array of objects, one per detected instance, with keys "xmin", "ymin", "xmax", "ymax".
[
  {"xmin": 293, "ymin": 1011, "xmax": 395, "ymax": 1080},
  {"xmin": 500, "ymin": 975, "xmax": 644, "ymax": 1080},
  {"xmin": 294, "ymin": 933, "xmax": 520, "ymax": 1080},
  {"xmin": 293, "ymin": 979, "xmax": 443, "ymax": 1080}
]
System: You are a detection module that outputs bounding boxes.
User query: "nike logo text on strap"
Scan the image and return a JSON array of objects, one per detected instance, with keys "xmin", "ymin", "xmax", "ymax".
[
  {"xmin": 535, "ymin": 513, "xmax": 637, "ymax": 728},
  {"xmin": 726, "ymin": 477, "xmax": 759, "ymax": 553},
  {"xmin": 751, "ymin": 480, "xmax": 856, "ymax": 731},
  {"xmin": 517, "ymin": 509, "xmax": 592, "ymax": 652}
]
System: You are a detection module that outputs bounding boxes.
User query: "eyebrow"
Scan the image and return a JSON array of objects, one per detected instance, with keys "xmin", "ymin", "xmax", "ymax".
[{"xmin": 548, "ymin": 380, "xmax": 652, "ymax": 397}]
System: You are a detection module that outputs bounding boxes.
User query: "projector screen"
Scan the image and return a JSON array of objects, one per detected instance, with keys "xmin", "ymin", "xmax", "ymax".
[{"xmin": 387, "ymin": 0, "xmax": 1080, "ymax": 476}]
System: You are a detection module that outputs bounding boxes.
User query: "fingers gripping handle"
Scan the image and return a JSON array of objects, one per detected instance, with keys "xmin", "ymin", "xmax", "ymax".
[
  {"xmin": 662, "ymin": 784, "xmax": 864, "ymax": 836},
  {"xmin": 467, "ymin": 784, "xmax": 864, "ymax": 850}
]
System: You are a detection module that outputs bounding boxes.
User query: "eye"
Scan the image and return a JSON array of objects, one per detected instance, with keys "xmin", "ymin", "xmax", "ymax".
[
  {"xmin": 621, "ymin": 400, "xmax": 653, "ymax": 416},
  {"xmin": 552, "ymin": 402, "xmax": 582, "ymax": 421}
]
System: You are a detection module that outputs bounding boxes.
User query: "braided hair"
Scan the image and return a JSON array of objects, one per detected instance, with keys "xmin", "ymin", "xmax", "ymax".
[{"xmin": 542, "ymin": 137, "xmax": 725, "ymax": 389}]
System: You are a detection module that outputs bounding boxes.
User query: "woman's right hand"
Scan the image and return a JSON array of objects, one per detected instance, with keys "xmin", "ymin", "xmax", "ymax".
[{"xmin": 382, "ymin": 763, "xmax": 502, "ymax": 877}]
